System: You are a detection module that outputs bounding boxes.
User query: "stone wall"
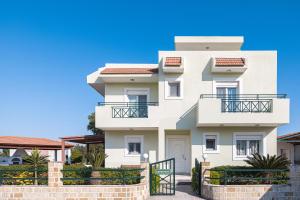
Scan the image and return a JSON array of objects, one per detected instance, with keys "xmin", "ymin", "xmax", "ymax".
[
  {"xmin": 201, "ymin": 162, "xmax": 300, "ymax": 200},
  {"xmin": 0, "ymin": 162, "xmax": 149, "ymax": 200}
]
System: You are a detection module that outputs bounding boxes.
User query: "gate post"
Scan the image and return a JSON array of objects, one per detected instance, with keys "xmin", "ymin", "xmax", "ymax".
[
  {"xmin": 200, "ymin": 162, "xmax": 210, "ymax": 196},
  {"xmin": 48, "ymin": 161, "xmax": 63, "ymax": 187},
  {"xmin": 140, "ymin": 162, "xmax": 150, "ymax": 198}
]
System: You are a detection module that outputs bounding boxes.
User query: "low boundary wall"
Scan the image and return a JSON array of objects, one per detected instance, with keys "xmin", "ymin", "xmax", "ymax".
[
  {"xmin": 200, "ymin": 162, "xmax": 300, "ymax": 200},
  {"xmin": 0, "ymin": 162, "xmax": 149, "ymax": 200}
]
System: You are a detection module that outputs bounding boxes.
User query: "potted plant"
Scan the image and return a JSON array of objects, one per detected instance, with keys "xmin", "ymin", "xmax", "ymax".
[{"xmin": 87, "ymin": 145, "xmax": 107, "ymax": 185}]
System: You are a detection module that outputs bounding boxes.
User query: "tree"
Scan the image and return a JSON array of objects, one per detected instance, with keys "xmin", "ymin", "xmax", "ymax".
[
  {"xmin": 245, "ymin": 153, "xmax": 291, "ymax": 169},
  {"xmin": 71, "ymin": 144, "xmax": 86, "ymax": 163},
  {"xmin": 23, "ymin": 148, "xmax": 48, "ymax": 185},
  {"xmin": 87, "ymin": 112, "xmax": 103, "ymax": 135}
]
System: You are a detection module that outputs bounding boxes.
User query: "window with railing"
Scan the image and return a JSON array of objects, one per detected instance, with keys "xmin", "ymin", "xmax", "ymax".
[
  {"xmin": 199, "ymin": 94, "xmax": 287, "ymax": 113},
  {"xmin": 97, "ymin": 102, "xmax": 159, "ymax": 118}
]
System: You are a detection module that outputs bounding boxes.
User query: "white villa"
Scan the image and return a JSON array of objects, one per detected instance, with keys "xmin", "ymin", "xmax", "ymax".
[{"xmin": 87, "ymin": 36, "xmax": 290, "ymax": 174}]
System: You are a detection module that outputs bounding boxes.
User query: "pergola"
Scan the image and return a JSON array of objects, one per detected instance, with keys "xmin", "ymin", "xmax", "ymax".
[{"xmin": 60, "ymin": 134, "xmax": 104, "ymax": 162}]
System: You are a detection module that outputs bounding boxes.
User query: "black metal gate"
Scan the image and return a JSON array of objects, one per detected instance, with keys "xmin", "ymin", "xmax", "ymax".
[{"xmin": 149, "ymin": 158, "xmax": 175, "ymax": 195}]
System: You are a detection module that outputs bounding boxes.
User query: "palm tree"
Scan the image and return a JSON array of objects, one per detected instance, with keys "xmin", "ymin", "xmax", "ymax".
[
  {"xmin": 23, "ymin": 148, "xmax": 48, "ymax": 185},
  {"xmin": 245, "ymin": 153, "xmax": 291, "ymax": 184},
  {"xmin": 245, "ymin": 153, "xmax": 290, "ymax": 169}
]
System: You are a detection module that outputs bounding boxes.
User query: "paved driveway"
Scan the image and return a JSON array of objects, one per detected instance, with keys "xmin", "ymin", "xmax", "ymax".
[
  {"xmin": 148, "ymin": 175, "xmax": 205, "ymax": 200},
  {"xmin": 148, "ymin": 184, "xmax": 205, "ymax": 200}
]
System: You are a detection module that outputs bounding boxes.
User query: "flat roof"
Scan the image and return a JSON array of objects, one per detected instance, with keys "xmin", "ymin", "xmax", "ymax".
[
  {"xmin": 175, "ymin": 36, "xmax": 244, "ymax": 44},
  {"xmin": 174, "ymin": 36, "xmax": 244, "ymax": 51}
]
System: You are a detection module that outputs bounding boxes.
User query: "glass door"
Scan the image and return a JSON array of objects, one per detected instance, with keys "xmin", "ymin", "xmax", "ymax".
[{"xmin": 127, "ymin": 95, "xmax": 147, "ymax": 117}]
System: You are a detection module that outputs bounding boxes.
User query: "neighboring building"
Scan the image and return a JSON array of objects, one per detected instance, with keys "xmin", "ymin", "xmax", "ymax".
[
  {"xmin": 88, "ymin": 36, "xmax": 290, "ymax": 174},
  {"xmin": 278, "ymin": 132, "xmax": 300, "ymax": 165},
  {"xmin": 0, "ymin": 136, "xmax": 73, "ymax": 165}
]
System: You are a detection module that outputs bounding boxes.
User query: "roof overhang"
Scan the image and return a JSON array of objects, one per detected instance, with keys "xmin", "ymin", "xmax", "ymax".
[{"xmin": 175, "ymin": 36, "xmax": 244, "ymax": 51}]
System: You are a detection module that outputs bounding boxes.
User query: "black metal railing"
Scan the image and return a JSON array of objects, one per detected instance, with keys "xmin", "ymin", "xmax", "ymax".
[
  {"xmin": 149, "ymin": 158, "xmax": 175, "ymax": 196},
  {"xmin": 0, "ymin": 168, "xmax": 48, "ymax": 185},
  {"xmin": 200, "ymin": 94, "xmax": 287, "ymax": 99},
  {"xmin": 205, "ymin": 168, "xmax": 289, "ymax": 185},
  {"xmin": 97, "ymin": 102, "xmax": 159, "ymax": 118},
  {"xmin": 221, "ymin": 99, "xmax": 272, "ymax": 112},
  {"xmin": 61, "ymin": 168, "xmax": 144, "ymax": 185},
  {"xmin": 199, "ymin": 94, "xmax": 287, "ymax": 113}
]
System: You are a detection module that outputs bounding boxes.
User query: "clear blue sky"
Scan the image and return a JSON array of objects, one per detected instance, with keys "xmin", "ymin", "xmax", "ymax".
[{"xmin": 0, "ymin": 0, "xmax": 299, "ymax": 139}]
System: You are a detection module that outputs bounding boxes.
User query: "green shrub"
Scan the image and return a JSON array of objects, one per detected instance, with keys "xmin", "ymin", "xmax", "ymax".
[
  {"xmin": 62, "ymin": 164, "xmax": 92, "ymax": 185},
  {"xmin": 98, "ymin": 168, "xmax": 141, "ymax": 185},
  {"xmin": 0, "ymin": 164, "xmax": 48, "ymax": 185},
  {"xmin": 191, "ymin": 167, "xmax": 198, "ymax": 192},
  {"xmin": 62, "ymin": 164, "xmax": 142, "ymax": 185},
  {"xmin": 209, "ymin": 165, "xmax": 288, "ymax": 185},
  {"xmin": 150, "ymin": 168, "xmax": 160, "ymax": 193}
]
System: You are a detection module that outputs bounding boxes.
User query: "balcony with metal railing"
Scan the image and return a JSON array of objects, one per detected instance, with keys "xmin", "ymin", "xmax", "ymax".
[
  {"xmin": 197, "ymin": 94, "xmax": 289, "ymax": 127},
  {"xmin": 95, "ymin": 102, "xmax": 159, "ymax": 130}
]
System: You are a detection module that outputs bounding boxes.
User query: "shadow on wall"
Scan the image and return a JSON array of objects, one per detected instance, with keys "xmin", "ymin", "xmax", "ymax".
[{"xmin": 176, "ymin": 103, "xmax": 198, "ymax": 130}]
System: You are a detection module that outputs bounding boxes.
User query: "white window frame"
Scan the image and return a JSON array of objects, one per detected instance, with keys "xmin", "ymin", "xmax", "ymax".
[
  {"xmin": 164, "ymin": 77, "xmax": 183, "ymax": 99},
  {"xmin": 124, "ymin": 135, "xmax": 144, "ymax": 157},
  {"xmin": 232, "ymin": 132, "xmax": 266, "ymax": 161},
  {"xmin": 124, "ymin": 88, "xmax": 150, "ymax": 102},
  {"xmin": 203, "ymin": 132, "xmax": 220, "ymax": 154},
  {"xmin": 212, "ymin": 76, "xmax": 243, "ymax": 95}
]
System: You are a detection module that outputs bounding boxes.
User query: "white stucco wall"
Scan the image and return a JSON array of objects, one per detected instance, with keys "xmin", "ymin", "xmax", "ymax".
[
  {"xmin": 89, "ymin": 38, "xmax": 289, "ymax": 171},
  {"xmin": 104, "ymin": 83, "xmax": 158, "ymax": 102},
  {"xmin": 105, "ymin": 130, "xmax": 158, "ymax": 168}
]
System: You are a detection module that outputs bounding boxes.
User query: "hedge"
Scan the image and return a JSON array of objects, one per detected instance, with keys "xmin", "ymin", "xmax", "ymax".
[
  {"xmin": 0, "ymin": 164, "xmax": 48, "ymax": 185},
  {"xmin": 62, "ymin": 164, "xmax": 143, "ymax": 185}
]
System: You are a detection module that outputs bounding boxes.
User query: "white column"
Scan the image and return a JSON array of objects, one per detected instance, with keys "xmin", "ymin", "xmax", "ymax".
[
  {"xmin": 67, "ymin": 149, "xmax": 71, "ymax": 164},
  {"xmin": 158, "ymin": 128, "xmax": 165, "ymax": 161}
]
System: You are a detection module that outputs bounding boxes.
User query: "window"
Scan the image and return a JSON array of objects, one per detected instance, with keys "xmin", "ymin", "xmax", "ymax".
[
  {"xmin": 233, "ymin": 133, "xmax": 264, "ymax": 160},
  {"xmin": 128, "ymin": 142, "xmax": 141, "ymax": 154},
  {"xmin": 169, "ymin": 82, "xmax": 180, "ymax": 97},
  {"xmin": 165, "ymin": 77, "xmax": 183, "ymax": 99},
  {"xmin": 125, "ymin": 136, "xmax": 144, "ymax": 156},
  {"xmin": 214, "ymin": 81, "xmax": 239, "ymax": 98},
  {"xmin": 203, "ymin": 133, "xmax": 220, "ymax": 153}
]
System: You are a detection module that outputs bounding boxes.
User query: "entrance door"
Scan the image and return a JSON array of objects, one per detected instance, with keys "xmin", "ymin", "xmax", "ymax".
[{"xmin": 166, "ymin": 136, "xmax": 190, "ymax": 174}]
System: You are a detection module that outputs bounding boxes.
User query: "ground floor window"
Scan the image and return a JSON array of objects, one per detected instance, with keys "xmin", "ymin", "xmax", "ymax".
[
  {"xmin": 233, "ymin": 133, "xmax": 264, "ymax": 160},
  {"xmin": 203, "ymin": 133, "xmax": 220, "ymax": 153},
  {"xmin": 124, "ymin": 135, "xmax": 144, "ymax": 156}
]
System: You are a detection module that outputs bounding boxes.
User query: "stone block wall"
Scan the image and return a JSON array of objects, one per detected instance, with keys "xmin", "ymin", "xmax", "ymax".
[
  {"xmin": 0, "ymin": 161, "xmax": 149, "ymax": 200},
  {"xmin": 200, "ymin": 162, "xmax": 300, "ymax": 200}
]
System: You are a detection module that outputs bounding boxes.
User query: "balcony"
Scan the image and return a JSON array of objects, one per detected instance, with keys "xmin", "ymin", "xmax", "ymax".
[
  {"xmin": 197, "ymin": 94, "xmax": 289, "ymax": 127},
  {"xmin": 95, "ymin": 102, "xmax": 159, "ymax": 130}
]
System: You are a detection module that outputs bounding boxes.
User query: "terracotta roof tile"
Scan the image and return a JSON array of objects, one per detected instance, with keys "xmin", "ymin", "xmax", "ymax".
[
  {"xmin": 0, "ymin": 136, "xmax": 73, "ymax": 149},
  {"xmin": 165, "ymin": 57, "xmax": 182, "ymax": 67},
  {"xmin": 101, "ymin": 68, "xmax": 158, "ymax": 74},
  {"xmin": 215, "ymin": 58, "xmax": 245, "ymax": 66}
]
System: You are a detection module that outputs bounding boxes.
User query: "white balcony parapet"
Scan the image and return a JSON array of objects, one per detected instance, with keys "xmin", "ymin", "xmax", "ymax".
[
  {"xmin": 95, "ymin": 102, "xmax": 159, "ymax": 130},
  {"xmin": 197, "ymin": 94, "xmax": 289, "ymax": 127}
]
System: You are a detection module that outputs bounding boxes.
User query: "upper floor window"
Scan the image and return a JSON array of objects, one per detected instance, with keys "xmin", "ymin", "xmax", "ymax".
[
  {"xmin": 165, "ymin": 77, "xmax": 183, "ymax": 99},
  {"xmin": 215, "ymin": 81, "xmax": 239, "ymax": 98},
  {"xmin": 169, "ymin": 82, "xmax": 180, "ymax": 97}
]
